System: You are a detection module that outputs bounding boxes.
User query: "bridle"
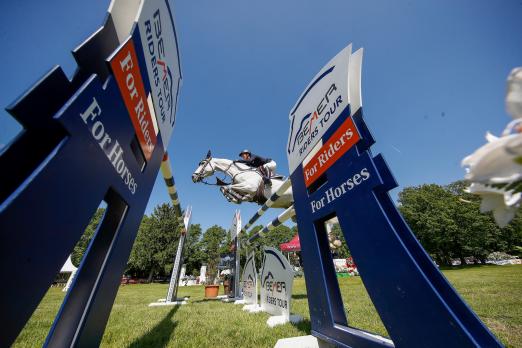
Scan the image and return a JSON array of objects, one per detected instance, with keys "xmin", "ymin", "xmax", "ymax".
[{"xmin": 193, "ymin": 155, "xmax": 220, "ymax": 186}]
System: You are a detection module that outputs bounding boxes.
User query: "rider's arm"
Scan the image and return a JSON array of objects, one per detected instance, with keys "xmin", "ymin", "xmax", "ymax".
[{"xmin": 250, "ymin": 154, "xmax": 271, "ymax": 167}]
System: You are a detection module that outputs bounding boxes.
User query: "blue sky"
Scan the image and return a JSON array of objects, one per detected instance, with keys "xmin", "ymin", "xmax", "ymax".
[{"xmin": 1, "ymin": 0, "xmax": 521, "ymax": 231}]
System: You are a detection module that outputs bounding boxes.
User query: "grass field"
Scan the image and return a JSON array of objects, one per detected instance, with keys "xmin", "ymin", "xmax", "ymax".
[{"xmin": 14, "ymin": 265, "xmax": 522, "ymax": 347}]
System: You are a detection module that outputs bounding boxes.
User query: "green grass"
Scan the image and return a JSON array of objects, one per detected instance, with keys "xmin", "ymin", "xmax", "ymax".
[{"xmin": 13, "ymin": 265, "xmax": 522, "ymax": 347}]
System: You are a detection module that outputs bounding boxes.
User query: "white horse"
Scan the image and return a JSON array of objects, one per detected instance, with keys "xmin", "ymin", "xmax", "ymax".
[{"xmin": 192, "ymin": 151, "xmax": 293, "ymax": 208}]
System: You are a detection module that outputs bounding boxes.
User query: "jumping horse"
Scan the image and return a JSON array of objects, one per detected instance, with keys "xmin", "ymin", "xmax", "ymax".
[{"xmin": 192, "ymin": 151, "xmax": 293, "ymax": 208}]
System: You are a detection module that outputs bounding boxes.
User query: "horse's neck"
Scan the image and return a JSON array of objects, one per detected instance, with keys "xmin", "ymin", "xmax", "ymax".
[{"xmin": 212, "ymin": 158, "xmax": 243, "ymax": 177}]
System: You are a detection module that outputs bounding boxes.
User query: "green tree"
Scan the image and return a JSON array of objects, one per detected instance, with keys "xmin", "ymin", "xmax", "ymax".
[
  {"xmin": 329, "ymin": 223, "xmax": 351, "ymax": 258},
  {"xmin": 126, "ymin": 215, "xmax": 153, "ymax": 277},
  {"xmin": 247, "ymin": 224, "xmax": 294, "ymax": 267},
  {"xmin": 200, "ymin": 225, "xmax": 228, "ymax": 283},
  {"xmin": 184, "ymin": 223, "xmax": 203, "ymax": 275},
  {"xmin": 399, "ymin": 183, "xmax": 463, "ymax": 265},
  {"xmin": 398, "ymin": 181, "xmax": 522, "ymax": 265},
  {"xmin": 127, "ymin": 203, "xmax": 184, "ymax": 281},
  {"xmin": 71, "ymin": 208, "xmax": 105, "ymax": 267},
  {"xmin": 448, "ymin": 181, "xmax": 522, "ymax": 260}
]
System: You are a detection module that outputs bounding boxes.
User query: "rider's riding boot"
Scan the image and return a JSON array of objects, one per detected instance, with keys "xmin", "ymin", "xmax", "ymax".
[{"xmin": 263, "ymin": 176, "xmax": 272, "ymax": 187}]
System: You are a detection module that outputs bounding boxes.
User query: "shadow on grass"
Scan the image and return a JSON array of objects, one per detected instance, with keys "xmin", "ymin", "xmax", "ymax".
[
  {"xmin": 291, "ymin": 317, "xmax": 312, "ymax": 335},
  {"xmin": 190, "ymin": 298, "xmax": 227, "ymax": 304},
  {"xmin": 291, "ymin": 294, "xmax": 308, "ymax": 300},
  {"xmin": 128, "ymin": 306, "xmax": 179, "ymax": 348},
  {"xmin": 438, "ymin": 264, "xmax": 500, "ymax": 271}
]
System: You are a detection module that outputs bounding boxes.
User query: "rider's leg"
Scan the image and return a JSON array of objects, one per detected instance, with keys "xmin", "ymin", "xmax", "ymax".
[
  {"xmin": 261, "ymin": 160, "xmax": 276, "ymax": 186},
  {"xmin": 264, "ymin": 160, "xmax": 276, "ymax": 173}
]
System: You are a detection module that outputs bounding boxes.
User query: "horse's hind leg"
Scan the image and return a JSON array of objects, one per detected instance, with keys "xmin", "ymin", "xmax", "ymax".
[{"xmin": 220, "ymin": 186, "xmax": 246, "ymax": 204}]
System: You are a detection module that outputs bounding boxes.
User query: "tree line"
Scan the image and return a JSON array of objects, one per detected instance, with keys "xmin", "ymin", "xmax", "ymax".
[
  {"xmin": 72, "ymin": 203, "xmax": 296, "ymax": 281},
  {"xmin": 72, "ymin": 180, "xmax": 522, "ymax": 279},
  {"xmin": 398, "ymin": 180, "xmax": 521, "ymax": 266}
]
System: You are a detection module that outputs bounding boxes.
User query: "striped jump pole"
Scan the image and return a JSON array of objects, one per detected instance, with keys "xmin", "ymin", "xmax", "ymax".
[
  {"xmin": 247, "ymin": 205, "xmax": 295, "ymax": 244},
  {"xmin": 149, "ymin": 153, "xmax": 191, "ymax": 306},
  {"xmin": 241, "ymin": 179, "xmax": 292, "ymax": 234},
  {"xmin": 165, "ymin": 206, "xmax": 192, "ymax": 304},
  {"xmin": 160, "ymin": 153, "xmax": 182, "ymax": 219}
]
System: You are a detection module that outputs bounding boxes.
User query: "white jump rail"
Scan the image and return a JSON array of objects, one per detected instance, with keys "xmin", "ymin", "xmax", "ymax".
[
  {"xmin": 246, "ymin": 205, "xmax": 296, "ymax": 244},
  {"xmin": 241, "ymin": 179, "xmax": 292, "ymax": 234}
]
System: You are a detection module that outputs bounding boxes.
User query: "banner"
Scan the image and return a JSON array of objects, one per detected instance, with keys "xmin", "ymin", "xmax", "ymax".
[
  {"xmin": 260, "ymin": 247, "xmax": 294, "ymax": 318},
  {"xmin": 109, "ymin": 38, "xmax": 158, "ymax": 160}
]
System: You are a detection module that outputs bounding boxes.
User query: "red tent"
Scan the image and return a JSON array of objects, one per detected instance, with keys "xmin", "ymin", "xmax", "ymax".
[{"xmin": 280, "ymin": 234, "xmax": 301, "ymax": 252}]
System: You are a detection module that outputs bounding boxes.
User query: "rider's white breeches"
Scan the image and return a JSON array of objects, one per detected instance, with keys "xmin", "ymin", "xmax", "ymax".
[{"xmin": 263, "ymin": 160, "xmax": 276, "ymax": 172}]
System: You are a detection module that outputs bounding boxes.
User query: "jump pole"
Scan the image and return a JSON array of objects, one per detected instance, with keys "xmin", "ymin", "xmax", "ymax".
[
  {"xmin": 149, "ymin": 153, "xmax": 192, "ymax": 306},
  {"xmin": 240, "ymin": 179, "xmax": 292, "ymax": 234},
  {"xmin": 246, "ymin": 206, "xmax": 295, "ymax": 244},
  {"xmin": 233, "ymin": 211, "xmax": 241, "ymax": 301},
  {"xmin": 160, "ymin": 153, "xmax": 183, "ymax": 217},
  {"xmin": 223, "ymin": 210, "xmax": 243, "ymax": 302}
]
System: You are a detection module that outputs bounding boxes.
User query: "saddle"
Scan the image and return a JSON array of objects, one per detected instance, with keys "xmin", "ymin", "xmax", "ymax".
[
  {"xmin": 256, "ymin": 166, "xmax": 285, "ymax": 180},
  {"xmin": 253, "ymin": 181, "xmax": 268, "ymax": 205},
  {"xmin": 252, "ymin": 169, "xmax": 285, "ymax": 205}
]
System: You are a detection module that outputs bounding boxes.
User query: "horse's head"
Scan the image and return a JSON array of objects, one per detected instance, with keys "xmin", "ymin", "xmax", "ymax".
[{"xmin": 192, "ymin": 150, "xmax": 214, "ymax": 183}]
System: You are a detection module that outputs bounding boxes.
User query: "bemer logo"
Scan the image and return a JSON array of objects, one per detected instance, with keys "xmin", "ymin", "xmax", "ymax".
[
  {"xmin": 288, "ymin": 79, "xmax": 343, "ymax": 158},
  {"xmin": 145, "ymin": 9, "xmax": 174, "ymax": 128}
]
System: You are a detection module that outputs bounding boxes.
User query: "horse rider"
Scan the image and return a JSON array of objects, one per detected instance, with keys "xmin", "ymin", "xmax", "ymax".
[{"xmin": 237, "ymin": 149, "xmax": 276, "ymax": 186}]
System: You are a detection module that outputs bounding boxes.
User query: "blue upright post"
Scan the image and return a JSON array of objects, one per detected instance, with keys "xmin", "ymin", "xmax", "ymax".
[
  {"xmin": 0, "ymin": 1, "xmax": 182, "ymax": 346},
  {"xmin": 287, "ymin": 44, "xmax": 503, "ymax": 348}
]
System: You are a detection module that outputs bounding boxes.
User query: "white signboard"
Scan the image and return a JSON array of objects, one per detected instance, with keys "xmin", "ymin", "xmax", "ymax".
[
  {"xmin": 230, "ymin": 209, "xmax": 241, "ymax": 239},
  {"xmin": 287, "ymin": 44, "xmax": 363, "ymax": 174},
  {"xmin": 231, "ymin": 210, "xmax": 242, "ymax": 298},
  {"xmin": 241, "ymin": 252, "xmax": 258, "ymax": 306},
  {"xmin": 260, "ymin": 247, "xmax": 294, "ymax": 319},
  {"xmin": 178, "ymin": 264, "xmax": 186, "ymax": 285},
  {"xmin": 200, "ymin": 265, "xmax": 207, "ymax": 284}
]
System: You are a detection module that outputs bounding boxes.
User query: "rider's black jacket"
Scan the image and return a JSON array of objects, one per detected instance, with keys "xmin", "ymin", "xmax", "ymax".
[{"xmin": 236, "ymin": 154, "xmax": 271, "ymax": 168}]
